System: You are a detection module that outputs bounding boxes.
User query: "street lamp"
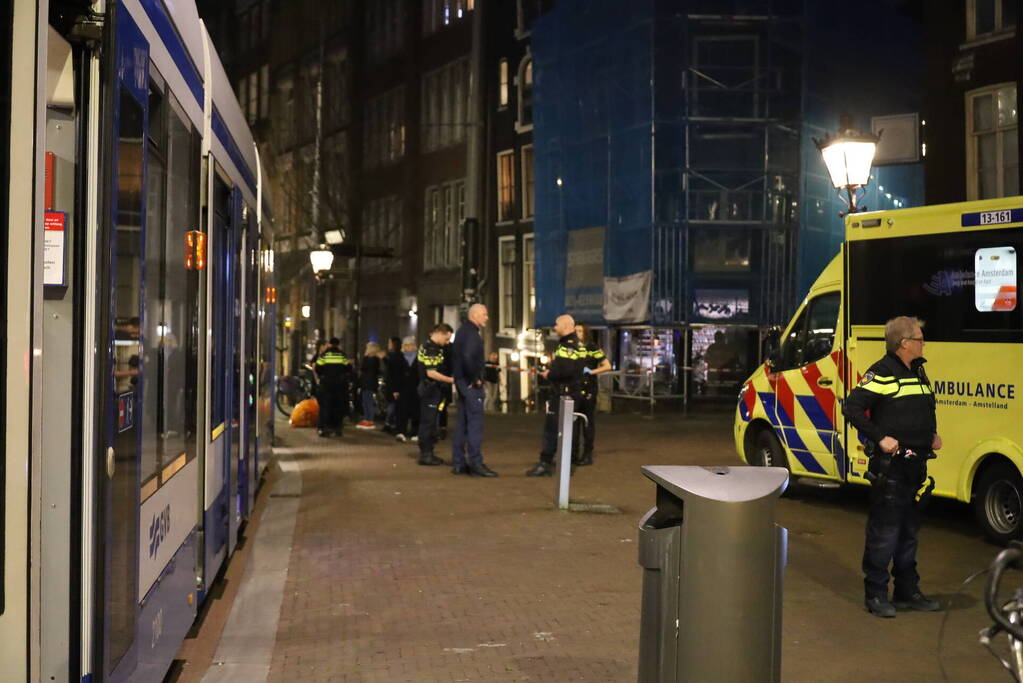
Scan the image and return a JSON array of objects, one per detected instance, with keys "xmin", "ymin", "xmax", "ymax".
[
  {"xmin": 814, "ymin": 115, "xmax": 880, "ymax": 215},
  {"xmin": 309, "ymin": 244, "xmax": 334, "ymax": 274}
]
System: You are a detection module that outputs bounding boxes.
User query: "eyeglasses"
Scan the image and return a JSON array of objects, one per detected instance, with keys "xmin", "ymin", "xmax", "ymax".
[{"xmin": 903, "ymin": 337, "xmax": 925, "ymax": 343}]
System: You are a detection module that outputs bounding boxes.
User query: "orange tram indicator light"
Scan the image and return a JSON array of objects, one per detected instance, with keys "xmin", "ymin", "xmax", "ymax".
[
  {"xmin": 185, "ymin": 230, "xmax": 207, "ymax": 270},
  {"xmin": 265, "ymin": 286, "xmax": 277, "ymax": 304}
]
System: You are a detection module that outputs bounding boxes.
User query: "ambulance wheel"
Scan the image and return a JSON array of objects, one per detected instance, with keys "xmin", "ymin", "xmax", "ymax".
[
  {"xmin": 974, "ymin": 461, "xmax": 1023, "ymax": 543},
  {"xmin": 752, "ymin": 429, "xmax": 789, "ymax": 472}
]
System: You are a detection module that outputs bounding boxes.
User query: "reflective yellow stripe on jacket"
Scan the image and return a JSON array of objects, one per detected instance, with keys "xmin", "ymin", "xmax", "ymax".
[
  {"xmin": 317, "ymin": 352, "xmax": 350, "ymax": 365},
  {"xmin": 860, "ymin": 375, "xmax": 932, "ymax": 398}
]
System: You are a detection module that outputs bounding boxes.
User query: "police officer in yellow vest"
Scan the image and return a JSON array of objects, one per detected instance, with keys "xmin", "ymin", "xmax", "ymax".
[
  {"xmin": 417, "ymin": 323, "xmax": 455, "ymax": 467},
  {"xmin": 526, "ymin": 314, "xmax": 588, "ymax": 477},
  {"xmin": 574, "ymin": 323, "xmax": 611, "ymax": 466},
  {"xmin": 843, "ymin": 316, "xmax": 942, "ymax": 618},
  {"xmin": 315, "ymin": 337, "xmax": 353, "ymax": 437}
]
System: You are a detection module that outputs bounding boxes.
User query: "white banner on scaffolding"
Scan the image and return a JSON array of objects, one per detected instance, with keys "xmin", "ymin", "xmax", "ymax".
[{"xmin": 603, "ymin": 270, "xmax": 652, "ymax": 323}]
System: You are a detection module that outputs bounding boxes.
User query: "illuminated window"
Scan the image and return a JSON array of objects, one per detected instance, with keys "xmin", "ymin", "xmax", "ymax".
[
  {"xmin": 498, "ymin": 59, "xmax": 509, "ymax": 108},
  {"xmin": 967, "ymin": 83, "xmax": 1018, "ymax": 199},
  {"xmin": 499, "ymin": 236, "xmax": 517, "ymax": 330},
  {"xmin": 516, "ymin": 56, "xmax": 533, "ymax": 131},
  {"xmin": 522, "ymin": 233, "xmax": 536, "ymax": 327},
  {"xmin": 521, "ymin": 145, "xmax": 534, "ymax": 218},
  {"xmin": 497, "ymin": 150, "xmax": 515, "ymax": 221}
]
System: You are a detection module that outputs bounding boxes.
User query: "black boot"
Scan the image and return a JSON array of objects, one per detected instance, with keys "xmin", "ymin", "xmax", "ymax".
[
  {"xmin": 418, "ymin": 452, "xmax": 444, "ymax": 466},
  {"xmin": 525, "ymin": 461, "xmax": 554, "ymax": 477}
]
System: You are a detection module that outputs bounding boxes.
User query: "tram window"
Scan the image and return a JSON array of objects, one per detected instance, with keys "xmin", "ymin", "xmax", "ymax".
[
  {"xmin": 210, "ymin": 175, "xmax": 231, "ymax": 433},
  {"xmin": 849, "ymin": 229, "xmax": 1023, "ymax": 343},
  {"xmin": 140, "ymin": 83, "xmax": 200, "ymax": 496}
]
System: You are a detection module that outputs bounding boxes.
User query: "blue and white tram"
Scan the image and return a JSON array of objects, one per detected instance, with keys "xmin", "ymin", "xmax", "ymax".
[{"xmin": 2, "ymin": 1, "xmax": 276, "ymax": 680}]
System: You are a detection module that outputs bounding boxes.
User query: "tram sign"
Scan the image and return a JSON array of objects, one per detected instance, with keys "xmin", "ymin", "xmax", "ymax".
[
  {"xmin": 43, "ymin": 211, "xmax": 67, "ymax": 286},
  {"xmin": 118, "ymin": 392, "xmax": 135, "ymax": 432}
]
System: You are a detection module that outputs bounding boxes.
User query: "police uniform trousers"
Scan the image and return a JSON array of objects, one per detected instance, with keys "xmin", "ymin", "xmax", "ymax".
[
  {"xmin": 539, "ymin": 393, "xmax": 581, "ymax": 465},
  {"xmin": 577, "ymin": 391, "xmax": 597, "ymax": 457},
  {"xmin": 317, "ymin": 381, "xmax": 347, "ymax": 434},
  {"xmin": 418, "ymin": 384, "xmax": 443, "ymax": 456},
  {"xmin": 863, "ymin": 455, "xmax": 927, "ymax": 600}
]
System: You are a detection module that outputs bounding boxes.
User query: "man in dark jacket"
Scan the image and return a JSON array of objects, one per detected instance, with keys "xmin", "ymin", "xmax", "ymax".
[
  {"xmin": 451, "ymin": 304, "xmax": 497, "ymax": 477},
  {"xmin": 843, "ymin": 315, "xmax": 942, "ymax": 619},
  {"xmin": 314, "ymin": 338, "xmax": 353, "ymax": 437},
  {"xmin": 388, "ymin": 336, "xmax": 420, "ymax": 442},
  {"xmin": 526, "ymin": 314, "xmax": 587, "ymax": 477}
]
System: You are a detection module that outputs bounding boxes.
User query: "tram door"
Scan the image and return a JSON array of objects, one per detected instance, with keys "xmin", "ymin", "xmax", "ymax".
[
  {"xmin": 227, "ymin": 190, "xmax": 242, "ymax": 550},
  {"xmin": 240, "ymin": 211, "xmax": 258, "ymax": 516},
  {"xmin": 99, "ymin": 12, "xmax": 148, "ymax": 680}
]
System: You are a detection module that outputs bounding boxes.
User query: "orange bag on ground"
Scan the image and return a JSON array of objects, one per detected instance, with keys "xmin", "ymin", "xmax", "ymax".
[{"xmin": 289, "ymin": 398, "xmax": 319, "ymax": 427}]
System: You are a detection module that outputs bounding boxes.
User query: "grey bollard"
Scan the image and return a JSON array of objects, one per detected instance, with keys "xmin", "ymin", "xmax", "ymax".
[
  {"xmin": 553, "ymin": 396, "xmax": 574, "ymax": 509},
  {"xmin": 637, "ymin": 465, "xmax": 788, "ymax": 683}
]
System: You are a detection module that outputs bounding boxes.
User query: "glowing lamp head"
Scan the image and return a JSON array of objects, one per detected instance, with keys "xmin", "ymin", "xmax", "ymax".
[
  {"xmin": 310, "ymin": 245, "xmax": 334, "ymax": 274},
  {"xmin": 814, "ymin": 117, "xmax": 880, "ymax": 190}
]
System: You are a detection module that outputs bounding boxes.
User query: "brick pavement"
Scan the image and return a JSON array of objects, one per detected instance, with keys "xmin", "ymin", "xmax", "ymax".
[
  {"xmin": 255, "ymin": 408, "xmax": 1001, "ymax": 683},
  {"xmin": 267, "ymin": 411, "xmax": 671, "ymax": 682}
]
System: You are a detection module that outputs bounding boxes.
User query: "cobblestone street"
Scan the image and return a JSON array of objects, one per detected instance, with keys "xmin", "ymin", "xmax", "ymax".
[{"xmin": 179, "ymin": 409, "xmax": 1004, "ymax": 682}]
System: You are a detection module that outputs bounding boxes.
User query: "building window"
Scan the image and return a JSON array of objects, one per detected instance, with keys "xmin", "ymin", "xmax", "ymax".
[
  {"xmin": 259, "ymin": 65, "xmax": 269, "ymax": 120},
  {"xmin": 516, "ymin": 56, "xmax": 533, "ymax": 131},
  {"xmin": 421, "ymin": 58, "xmax": 469, "ymax": 153},
  {"xmin": 498, "ymin": 237, "xmax": 517, "ymax": 331},
  {"xmin": 498, "ymin": 59, "xmax": 509, "ymax": 107},
  {"xmin": 362, "ymin": 196, "xmax": 402, "ymax": 272},
  {"xmin": 367, "ymin": 0, "xmax": 405, "ymax": 64},
  {"xmin": 967, "ymin": 83, "xmax": 1019, "ymax": 200},
  {"xmin": 364, "ymin": 86, "xmax": 406, "ymax": 168},
  {"xmin": 424, "ymin": 180, "xmax": 465, "ymax": 270},
  {"xmin": 967, "ymin": 0, "xmax": 1016, "ymax": 40},
  {"xmin": 423, "ymin": 0, "xmax": 475, "ymax": 36},
  {"xmin": 522, "ymin": 233, "xmax": 536, "ymax": 328},
  {"xmin": 274, "ymin": 73, "xmax": 295, "ymax": 148},
  {"xmin": 325, "ymin": 50, "xmax": 350, "ymax": 128},
  {"xmin": 521, "ymin": 144, "xmax": 534, "ymax": 218},
  {"xmin": 497, "ymin": 150, "xmax": 515, "ymax": 222}
]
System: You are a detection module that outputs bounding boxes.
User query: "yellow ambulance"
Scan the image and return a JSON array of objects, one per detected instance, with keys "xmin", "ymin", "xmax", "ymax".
[{"xmin": 735, "ymin": 196, "xmax": 1023, "ymax": 542}]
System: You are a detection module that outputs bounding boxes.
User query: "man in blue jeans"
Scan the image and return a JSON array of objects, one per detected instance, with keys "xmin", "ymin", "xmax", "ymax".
[{"xmin": 450, "ymin": 304, "xmax": 498, "ymax": 477}]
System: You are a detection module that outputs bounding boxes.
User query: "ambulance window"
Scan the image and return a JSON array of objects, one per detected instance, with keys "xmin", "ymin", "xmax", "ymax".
[
  {"xmin": 849, "ymin": 229, "xmax": 1023, "ymax": 343},
  {"xmin": 779, "ymin": 293, "xmax": 839, "ymax": 369}
]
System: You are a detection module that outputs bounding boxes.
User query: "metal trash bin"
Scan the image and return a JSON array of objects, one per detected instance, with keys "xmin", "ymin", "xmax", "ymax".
[{"xmin": 637, "ymin": 465, "xmax": 789, "ymax": 683}]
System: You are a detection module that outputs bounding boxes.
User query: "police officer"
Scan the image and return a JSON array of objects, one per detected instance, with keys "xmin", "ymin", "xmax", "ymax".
[
  {"xmin": 451, "ymin": 304, "xmax": 498, "ymax": 477},
  {"xmin": 417, "ymin": 323, "xmax": 454, "ymax": 466},
  {"xmin": 843, "ymin": 316, "xmax": 942, "ymax": 618},
  {"xmin": 574, "ymin": 323, "xmax": 611, "ymax": 466},
  {"xmin": 526, "ymin": 314, "xmax": 588, "ymax": 477},
  {"xmin": 314, "ymin": 337, "xmax": 353, "ymax": 437}
]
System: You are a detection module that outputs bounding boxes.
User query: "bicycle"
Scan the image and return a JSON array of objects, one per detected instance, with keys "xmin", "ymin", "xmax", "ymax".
[
  {"xmin": 981, "ymin": 541, "xmax": 1023, "ymax": 680},
  {"xmin": 275, "ymin": 363, "xmax": 316, "ymax": 417}
]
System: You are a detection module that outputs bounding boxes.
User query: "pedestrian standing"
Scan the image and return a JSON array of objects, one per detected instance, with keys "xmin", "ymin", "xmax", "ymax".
[
  {"xmin": 417, "ymin": 324, "xmax": 454, "ymax": 466},
  {"xmin": 483, "ymin": 351, "xmax": 501, "ymax": 412},
  {"xmin": 314, "ymin": 338, "xmax": 353, "ymax": 437},
  {"xmin": 843, "ymin": 316, "xmax": 942, "ymax": 618},
  {"xmin": 357, "ymin": 342, "xmax": 382, "ymax": 429},
  {"xmin": 383, "ymin": 336, "xmax": 402, "ymax": 433},
  {"xmin": 526, "ymin": 314, "xmax": 587, "ymax": 476},
  {"xmin": 451, "ymin": 304, "xmax": 498, "ymax": 477},
  {"xmin": 574, "ymin": 323, "xmax": 611, "ymax": 466},
  {"xmin": 391, "ymin": 336, "xmax": 420, "ymax": 442}
]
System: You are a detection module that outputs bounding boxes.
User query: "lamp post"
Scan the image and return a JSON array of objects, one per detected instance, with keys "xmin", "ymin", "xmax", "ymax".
[{"xmin": 814, "ymin": 115, "xmax": 880, "ymax": 215}]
